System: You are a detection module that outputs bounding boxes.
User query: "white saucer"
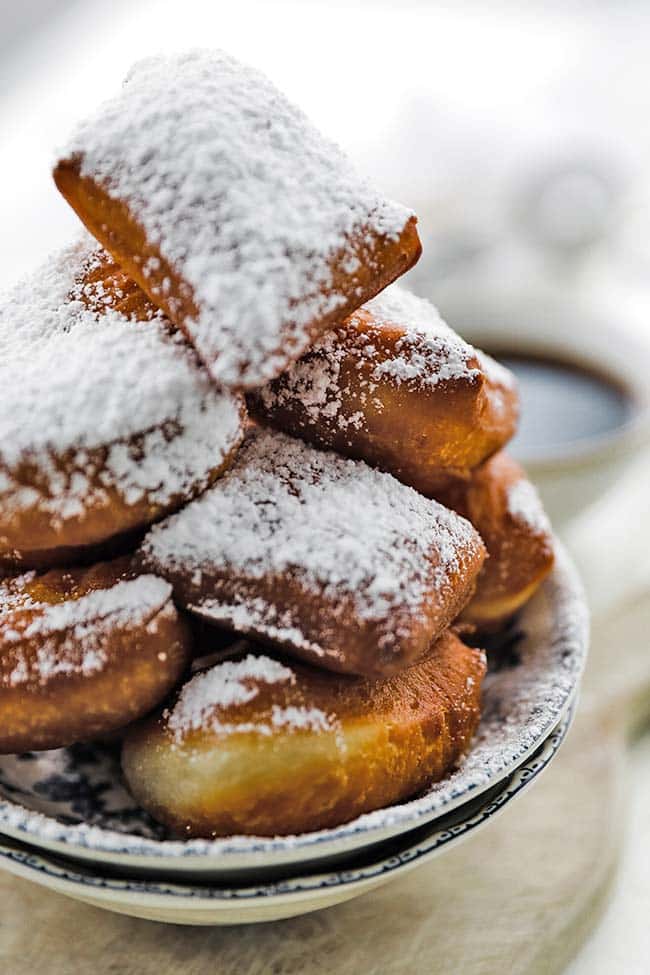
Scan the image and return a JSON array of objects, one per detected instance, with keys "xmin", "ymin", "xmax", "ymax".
[
  {"xmin": 0, "ymin": 542, "xmax": 587, "ymax": 880},
  {"xmin": 0, "ymin": 706, "xmax": 574, "ymax": 925}
]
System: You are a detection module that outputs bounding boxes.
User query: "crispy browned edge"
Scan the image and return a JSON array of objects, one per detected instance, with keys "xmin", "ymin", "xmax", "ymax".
[
  {"xmin": 122, "ymin": 629, "xmax": 486, "ymax": 836},
  {"xmin": 53, "ymin": 158, "xmax": 422, "ymax": 390}
]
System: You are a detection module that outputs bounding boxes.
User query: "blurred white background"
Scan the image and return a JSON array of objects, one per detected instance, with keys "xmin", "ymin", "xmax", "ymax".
[
  {"xmin": 4, "ymin": 0, "xmax": 650, "ymax": 303},
  {"xmin": 2, "ymin": 2, "xmax": 650, "ymax": 971}
]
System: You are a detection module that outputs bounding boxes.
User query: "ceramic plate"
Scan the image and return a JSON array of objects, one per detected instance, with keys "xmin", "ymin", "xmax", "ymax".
[
  {"xmin": 0, "ymin": 707, "xmax": 573, "ymax": 925},
  {"xmin": 0, "ymin": 542, "xmax": 588, "ymax": 879}
]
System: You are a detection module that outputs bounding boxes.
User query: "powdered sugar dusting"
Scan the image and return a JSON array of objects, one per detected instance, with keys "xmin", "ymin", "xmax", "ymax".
[
  {"xmin": 19, "ymin": 576, "xmax": 171, "ymax": 641},
  {"xmin": 507, "ymin": 479, "xmax": 552, "ymax": 536},
  {"xmin": 256, "ymin": 286, "xmax": 483, "ymax": 431},
  {"xmin": 189, "ymin": 599, "xmax": 327, "ymax": 658},
  {"xmin": 141, "ymin": 429, "xmax": 481, "ymax": 629},
  {"xmin": 365, "ymin": 286, "xmax": 481, "ymax": 388},
  {"xmin": 8, "ymin": 640, "xmax": 107, "ymax": 687},
  {"xmin": 478, "ymin": 350, "xmax": 518, "ymax": 390},
  {"xmin": 167, "ymin": 654, "xmax": 295, "ymax": 740},
  {"xmin": 0, "ymin": 238, "xmax": 243, "ymax": 525},
  {"xmin": 60, "ymin": 50, "xmax": 414, "ymax": 388},
  {"xmin": 2, "ymin": 574, "xmax": 172, "ymax": 688},
  {"xmin": 270, "ymin": 704, "xmax": 332, "ymax": 733}
]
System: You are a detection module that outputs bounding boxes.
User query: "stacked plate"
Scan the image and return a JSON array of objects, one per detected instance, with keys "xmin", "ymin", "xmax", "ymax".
[{"xmin": 0, "ymin": 543, "xmax": 588, "ymax": 925}]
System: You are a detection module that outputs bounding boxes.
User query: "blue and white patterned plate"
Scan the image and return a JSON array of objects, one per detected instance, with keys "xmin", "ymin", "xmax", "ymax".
[
  {"xmin": 0, "ymin": 542, "xmax": 588, "ymax": 880},
  {"xmin": 0, "ymin": 707, "xmax": 574, "ymax": 924}
]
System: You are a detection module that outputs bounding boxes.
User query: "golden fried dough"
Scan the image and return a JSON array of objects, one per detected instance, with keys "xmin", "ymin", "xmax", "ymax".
[
  {"xmin": 249, "ymin": 286, "xmax": 518, "ymax": 493},
  {"xmin": 435, "ymin": 453, "xmax": 554, "ymax": 626},
  {"xmin": 136, "ymin": 429, "xmax": 485, "ymax": 678},
  {"xmin": 0, "ymin": 557, "xmax": 192, "ymax": 753},
  {"xmin": 0, "ymin": 241, "xmax": 245, "ymax": 568},
  {"xmin": 122, "ymin": 630, "xmax": 486, "ymax": 837},
  {"xmin": 54, "ymin": 51, "xmax": 421, "ymax": 390}
]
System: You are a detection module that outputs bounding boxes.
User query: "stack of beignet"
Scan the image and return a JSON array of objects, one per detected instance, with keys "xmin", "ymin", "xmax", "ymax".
[{"xmin": 0, "ymin": 49, "xmax": 554, "ymax": 838}]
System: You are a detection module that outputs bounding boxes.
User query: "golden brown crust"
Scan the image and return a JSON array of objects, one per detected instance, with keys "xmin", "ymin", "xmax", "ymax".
[
  {"xmin": 53, "ymin": 161, "xmax": 422, "ymax": 391},
  {"xmin": 247, "ymin": 302, "xmax": 519, "ymax": 493},
  {"xmin": 78, "ymin": 246, "xmax": 163, "ymax": 322},
  {"xmin": 434, "ymin": 453, "xmax": 555, "ymax": 626},
  {"xmin": 0, "ymin": 249, "xmax": 246, "ymax": 569},
  {"xmin": 0, "ymin": 557, "xmax": 192, "ymax": 752},
  {"xmin": 0, "ymin": 525, "xmax": 146, "ymax": 573},
  {"xmin": 121, "ymin": 630, "xmax": 486, "ymax": 837}
]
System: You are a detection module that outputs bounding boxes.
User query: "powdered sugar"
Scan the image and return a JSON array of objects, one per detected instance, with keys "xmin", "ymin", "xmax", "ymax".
[
  {"xmin": 140, "ymin": 429, "xmax": 481, "ymax": 634},
  {"xmin": 256, "ymin": 285, "xmax": 483, "ymax": 427},
  {"xmin": 507, "ymin": 479, "xmax": 552, "ymax": 536},
  {"xmin": 1, "ymin": 574, "xmax": 172, "ymax": 688},
  {"xmin": 189, "ymin": 599, "xmax": 327, "ymax": 658},
  {"xmin": 365, "ymin": 286, "xmax": 481, "ymax": 388},
  {"xmin": 478, "ymin": 350, "xmax": 518, "ymax": 391},
  {"xmin": 270, "ymin": 704, "xmax": 332, "ymax": 733},
  {"xmin": 20, "ymin": 576, "xmax": 172, "ymax": 641},
  {"xmin": 167, "ymin": 654, "xmax": 294, "ymax": 739},
  {"xmin": 166, "ymin": 653, "xmax": 335, "ymax": 741},
  {"xmin": 0, "ymin": 238, "xmax": 243, "ymax": 526},
  {"xmin": 8, "ymin": 640, "xmax": 107, "ymax": 687},
  {"xmin": 59, "ymin": 50, "xmax": 414, "ymax": 388}
]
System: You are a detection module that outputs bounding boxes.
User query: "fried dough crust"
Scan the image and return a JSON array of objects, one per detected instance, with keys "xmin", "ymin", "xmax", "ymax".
[{"xmin": 136, "ymin": 429, "xmax": 486, "ymax": 678}]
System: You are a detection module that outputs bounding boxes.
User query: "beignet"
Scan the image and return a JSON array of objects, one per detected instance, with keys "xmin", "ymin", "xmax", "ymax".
[
  {"xmin": 136, "ymin": 429, "xmax": 486, "ymax": 677},
  {"xmin": 0, "ymin": 240, "xmax": 245, "ymax": 568},
  {"xmin": 122, "ymin": 630, "xmax": 486, "ymax": 837},
  {"xmin": 0, "ymin": 557, "xmax": 192, "ymax": 753},
  {"xmin": 54, "ymin": 50, "xmax": 421, "ymax": 390},
  {"xmin": 248, "ymin": 285, "xmax": 518, "ymax": 492}
]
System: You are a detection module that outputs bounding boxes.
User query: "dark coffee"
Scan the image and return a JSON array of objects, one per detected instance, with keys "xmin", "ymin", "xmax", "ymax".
[{"xmin": 490, "ymin": 352, "xmax": 634, "ymax": 461}]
